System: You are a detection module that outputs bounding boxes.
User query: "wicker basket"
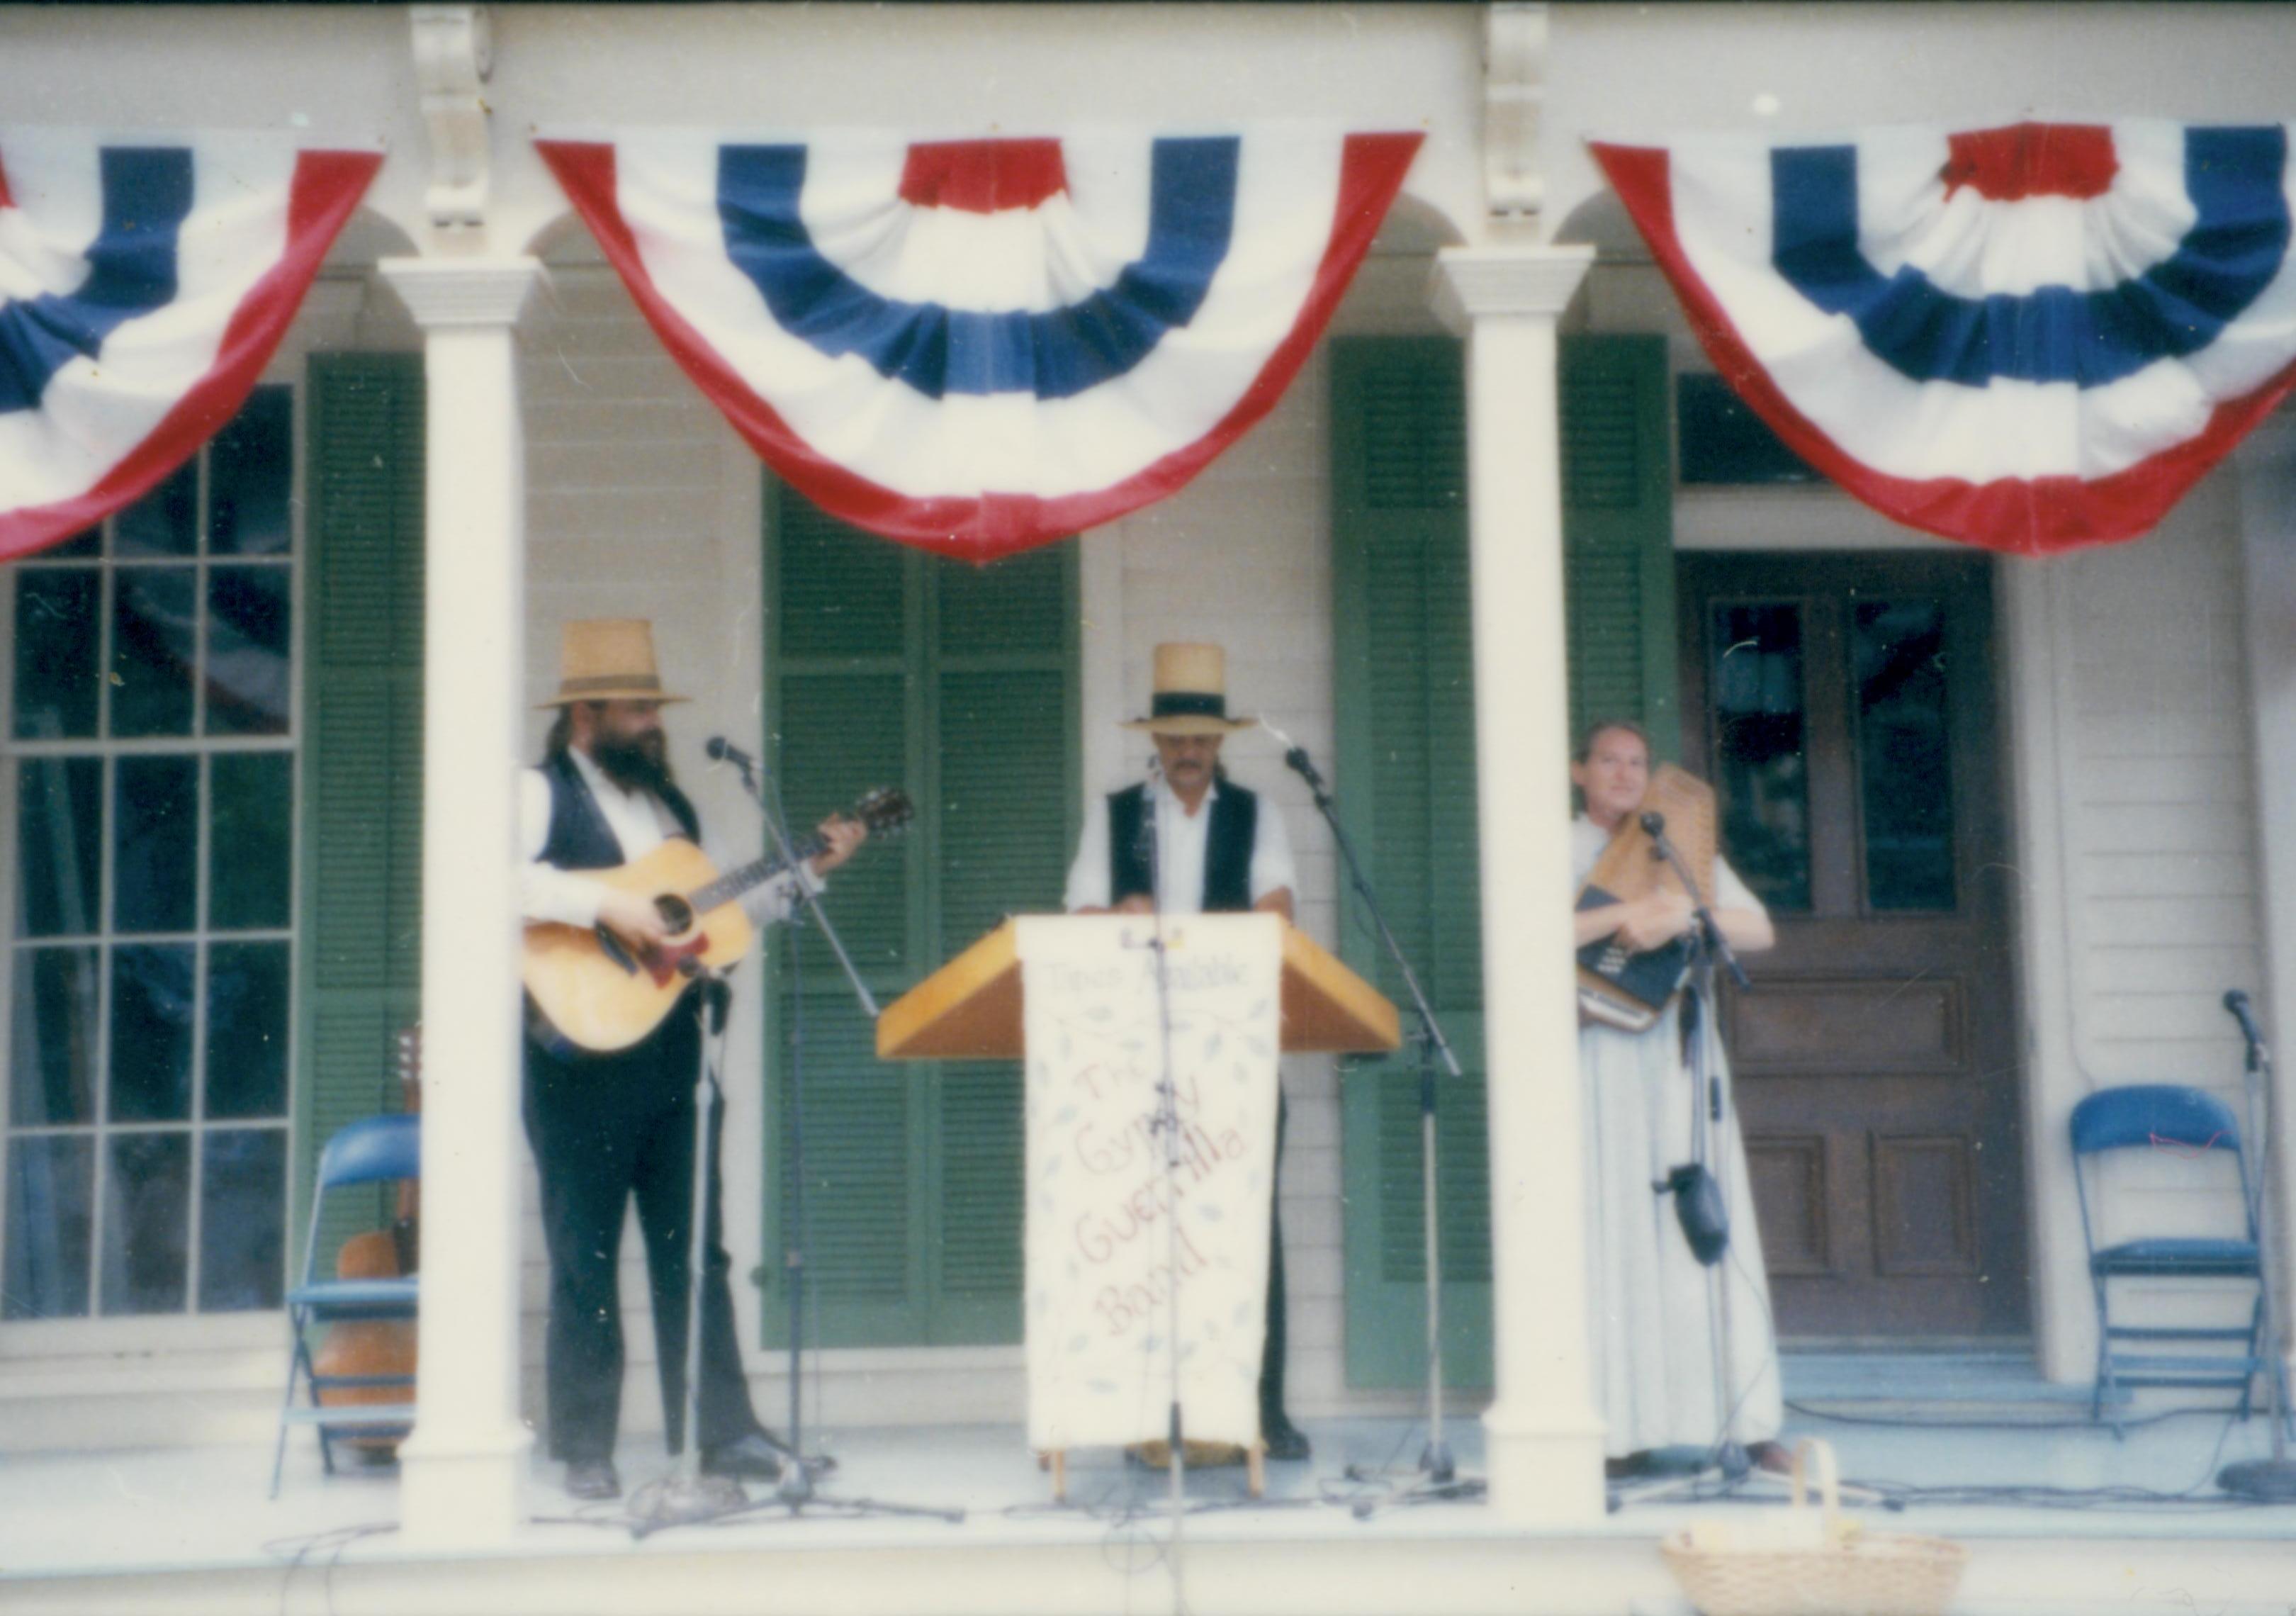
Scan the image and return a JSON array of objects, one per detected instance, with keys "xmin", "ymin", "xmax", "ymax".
[{"xmin": 1659, "ymin": 1440, "xmax": 1968, "ymax": 1616}]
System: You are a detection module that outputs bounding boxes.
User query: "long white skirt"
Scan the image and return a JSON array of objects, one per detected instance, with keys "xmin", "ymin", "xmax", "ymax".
[{"xmin": 1581, "ymin": 994, "xmax": 1783, "ymax": 1457}]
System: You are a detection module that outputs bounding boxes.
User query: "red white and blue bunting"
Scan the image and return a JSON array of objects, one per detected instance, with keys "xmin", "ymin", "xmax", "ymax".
[
  {"xmin": 538, "ymin": 128, "xmax": 1422, "ymax": 561},
  {"xmin": 0, "ymin": 132, "xmax": 381, "ymax": 560},
  {"xmin": 1593, "ymin": 121, "xmax": 2296, "ymax": 554}
]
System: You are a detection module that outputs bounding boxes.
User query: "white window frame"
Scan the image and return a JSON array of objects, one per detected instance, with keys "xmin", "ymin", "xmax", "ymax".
[{"xmin": 0, "ymin": 382, "xmax": 306, "ymax": 1350}]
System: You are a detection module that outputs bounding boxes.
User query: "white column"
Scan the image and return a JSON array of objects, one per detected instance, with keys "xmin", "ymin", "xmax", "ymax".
[
  {"xmin": 2234, "ymin": 413, "xmax": 2296, "ymax": 1360},
  {"xmin": 1430, "ymin": 245, "xmax": 1604, "ymax": 1526},
  {"xmin": 377, "ymin": 255, "xmax": 542, "ymax": 1549}
]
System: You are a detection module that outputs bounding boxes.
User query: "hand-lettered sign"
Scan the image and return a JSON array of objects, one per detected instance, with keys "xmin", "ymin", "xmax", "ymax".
[{"xmin": 1017, "ymin": 913, "xmax": 1282, "ymax": 1454}]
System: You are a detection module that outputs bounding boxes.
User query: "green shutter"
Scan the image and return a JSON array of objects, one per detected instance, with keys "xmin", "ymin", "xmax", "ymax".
[
  {"xmin": 762, "ymin": 487, "xmax": 1076, "ymax": 1347},
  {"xmin": 296, "ymin": 352, "xmax": 424, "ymax": 1276},
  {"xmin": 1332, "ymin": 337, "xmax": 1493, "ymax": 1390},
  {"xmin": 1332, "ymin": 333, "xmax": 1677, "ymax": 1389},
  {"xmin": 1561, "ymin": 335, "xmax": 1677, "ymax": 761}
]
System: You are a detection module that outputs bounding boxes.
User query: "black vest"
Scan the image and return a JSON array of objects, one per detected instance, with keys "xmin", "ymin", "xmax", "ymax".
[
  {"xmin": 538, "ymin": 749, "xmax": 702, "ymax": 871},
  {"xmin": 1107, "ymin": 780, "xmax": 1257, "ymax": 913}
]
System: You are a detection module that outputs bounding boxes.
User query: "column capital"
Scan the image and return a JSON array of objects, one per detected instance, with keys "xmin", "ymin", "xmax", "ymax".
[
  {"xmin": 1427, "ymin": 244, "xmax": 1594, "ymax": 335},
  {"xmin": 379, "ymin": 255, "xmax": 542, "ymax": 330}
]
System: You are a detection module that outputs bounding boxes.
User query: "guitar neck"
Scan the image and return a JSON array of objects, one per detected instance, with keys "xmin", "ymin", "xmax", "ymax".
[{"xmin": 687, "ymin": 834, "xmax": 823, "ymax": 916}]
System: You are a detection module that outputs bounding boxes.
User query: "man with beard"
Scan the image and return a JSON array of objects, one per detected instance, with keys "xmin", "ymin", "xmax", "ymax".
[
  {"xmin": 1063, "ymin": 642, "xmax": 1310, "ymax": 1463},
  {"xmin": 520, "ymin": 619, "xmax": 865, "ymax": 1500}
]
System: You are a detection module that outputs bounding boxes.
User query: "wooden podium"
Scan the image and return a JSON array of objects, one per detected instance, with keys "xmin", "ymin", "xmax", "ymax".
[
  {"xmin": 876, "ymin": 916, "xmax": 1398, "ymax": 1499},
  {"xmin": 875, "ymin": 916, "xmax": 1402, "ymax": 1062}
]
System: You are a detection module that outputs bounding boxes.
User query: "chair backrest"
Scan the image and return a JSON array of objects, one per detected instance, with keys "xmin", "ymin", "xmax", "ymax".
[
  {"xmin": 315, "ymin": 1113, "xmax": 420, "ymax": 1191},
  {"xmin": 2069, "ymin": 1084, "xmax": 2255, "ymax": 1251},
  {"xmin": 2069, "ymin": 1084, "xmax": 2242, "ymax": 1158}
]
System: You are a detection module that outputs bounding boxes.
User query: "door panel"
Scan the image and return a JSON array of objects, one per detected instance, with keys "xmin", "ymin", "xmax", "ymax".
[{"xmin": 1680, "ymin": 553, "xmax": 2027, "ymax": 1339}]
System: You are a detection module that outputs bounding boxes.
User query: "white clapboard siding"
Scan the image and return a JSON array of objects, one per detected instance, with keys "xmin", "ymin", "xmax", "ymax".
[{"xmin": 2050, "ymin": 487, "xmax": 2267, "ymax": 1326}]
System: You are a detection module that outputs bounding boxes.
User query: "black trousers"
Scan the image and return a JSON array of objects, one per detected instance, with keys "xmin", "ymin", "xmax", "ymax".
[
  {"xmin": 522, "ymin": 998, "xmax": 761, "ymax": 1464},
  {"xmin": 1258, "ymin": 1092, "xmax": 1290, "ymax": 1426}
]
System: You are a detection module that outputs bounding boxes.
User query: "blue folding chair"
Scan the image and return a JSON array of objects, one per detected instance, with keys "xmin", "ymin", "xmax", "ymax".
[
  {"xmin": 2070, "ymin": 1084, "xmax": 2287, "ymax": 1435},
  {"xmin": 270, "ymin": 1114, "xmax": 420, "ymax": 1498}
]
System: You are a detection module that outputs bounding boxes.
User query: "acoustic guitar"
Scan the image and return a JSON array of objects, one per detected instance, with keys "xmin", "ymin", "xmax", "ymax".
[
  {"xmin": 1575, "ymin": 764, "xmax": 1716, "ymax": 1032},
  {"xmin": 522, "ymin": 787, "xmax": 912, "ymax": 1053}
]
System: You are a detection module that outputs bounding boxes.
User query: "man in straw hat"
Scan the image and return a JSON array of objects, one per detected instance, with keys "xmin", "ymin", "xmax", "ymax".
[
  {"xmin": 1063, "ymin": 642, "xmax": 1311, "ymax": 1462},
  {"xmin": 522, "ymin": 619, "xmax": 866, "ymax": 1501}
]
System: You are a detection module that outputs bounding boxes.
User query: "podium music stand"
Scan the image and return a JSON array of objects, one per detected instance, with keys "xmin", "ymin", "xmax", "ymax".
[
  {"xmin": 877, "ymin": 916, "xmax": 1399, "ymax": 1498},
  {"xmin": 878, "ymin": 916, "xmax": 1400, "ymax": 1061}
]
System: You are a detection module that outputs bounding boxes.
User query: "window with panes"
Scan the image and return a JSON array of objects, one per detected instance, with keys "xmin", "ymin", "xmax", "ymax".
[{"xmin": 2, "ymin": 387, "xmax": 297, "ymax": 1320}]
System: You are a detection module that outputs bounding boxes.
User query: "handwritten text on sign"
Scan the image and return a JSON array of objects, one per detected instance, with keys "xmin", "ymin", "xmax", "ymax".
[{"xmin": 1018, "ymin": 914, "xmax": 1282, "ymax": 1452}]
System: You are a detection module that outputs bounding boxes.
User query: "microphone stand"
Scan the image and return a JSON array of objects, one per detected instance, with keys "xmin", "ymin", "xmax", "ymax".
[
  {"xmin": 1278, "ymin": 736, "xmax": 1480, "ymax": 1510},
  {"xmin": 632, "ymin": 964, "xmax": 750, "ymax": 1532},
  {"xmin": 631, "ymin": 748, "xmax": 959, "ymax": 1537},
  {"xmin": 1132, "ymin": 758, "xmax": 1193, "ymax": 1598},
  {"xmin": 1616, "ymin": 814, "xmax": 1811, "ymax": 1507},
  {"xmin": 2219, "ymin": 991, "xmax": 2296, "ymax": 1501}
]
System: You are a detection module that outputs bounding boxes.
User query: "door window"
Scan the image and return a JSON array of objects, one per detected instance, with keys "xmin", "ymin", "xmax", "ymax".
[
  {"xmin": 1853, "ymin": 600, "xmax": 1957, "ymax": 911},
  {"xmin": 1709, "ymin": 601, "xmax": 1812, "ymax": 912}
]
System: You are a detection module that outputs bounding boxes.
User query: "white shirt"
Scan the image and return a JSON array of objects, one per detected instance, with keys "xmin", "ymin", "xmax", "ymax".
[
  {"xmin": 519, "ymin": 746, "xmax": 818, "ymax": 929},
  {"xmin": 1063, "ymin": 773, "xmax": 1296, "ymax": 914}
]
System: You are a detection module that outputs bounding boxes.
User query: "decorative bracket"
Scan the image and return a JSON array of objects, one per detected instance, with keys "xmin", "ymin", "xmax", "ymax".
[
  {"xmin": 411, "ymin": 4, "xmax": 493, "ymax": 232},
  {"xmin": 1484, "ymin": 2, "xmax": 1547, "ymax": 222}
]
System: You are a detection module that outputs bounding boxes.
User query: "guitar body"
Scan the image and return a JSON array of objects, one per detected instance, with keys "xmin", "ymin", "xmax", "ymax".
[
  {"xmin": 522, "ymin": 838, "xmax": 757, "ymax": 1053},
  {"xmin": 313, "ymin": 1230, "xmax": 418, "ymax": 1453}
]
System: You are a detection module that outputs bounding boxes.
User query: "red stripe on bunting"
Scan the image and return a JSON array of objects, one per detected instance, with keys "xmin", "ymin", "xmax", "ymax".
[
  {"xmin": 539, "ymin": 131, "xmax": 1422, "ymax": 562},
  {"xmin": 1592, "ymin": 140, "xmax": 2296, "ymax": 554},
  {"xmin": 1943, "ymin": 123, "xmax": 2117, "ymax": 201},
  {"xmin": 899, "ymin": 139, "xmax": 1069, "ymax": 213},
  {"xmin": 0, "ymin": 147, "xmax": 383, "ymax": 562}
]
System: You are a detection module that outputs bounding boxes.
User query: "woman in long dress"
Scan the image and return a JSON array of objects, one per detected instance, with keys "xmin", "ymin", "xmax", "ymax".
[{"xmin": 1571, "ymin": 720, "xmax": 1788, "ymax": 1475}]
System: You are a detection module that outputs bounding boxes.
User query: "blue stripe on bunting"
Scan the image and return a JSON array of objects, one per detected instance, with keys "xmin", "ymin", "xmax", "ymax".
[
  {"xmin": 0, "ymin": 148, "xmax": 193, "ymax": 415},
  {"xmin": 1769, "ymin": 126, "xmax": 2290, "ymax": 388},
  {"xmin": 717, "ymin": 137, "xmax": 1238, "ymax": 401}
]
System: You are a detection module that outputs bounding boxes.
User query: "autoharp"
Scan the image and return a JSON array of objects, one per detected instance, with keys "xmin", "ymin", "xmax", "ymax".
[{"xmin": 1576, "ymin": 764, "xmax": 1716, "ymax": 1032}]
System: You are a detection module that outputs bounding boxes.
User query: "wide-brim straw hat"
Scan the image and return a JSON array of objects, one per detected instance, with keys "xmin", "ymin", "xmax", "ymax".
[
  {"xmin": 1120, "ymin": 642, "xmax": 1256, "ymax": 736},
  {"xmin": 536, "ymin": 618, "xmax": 691, "ymax": 708}
]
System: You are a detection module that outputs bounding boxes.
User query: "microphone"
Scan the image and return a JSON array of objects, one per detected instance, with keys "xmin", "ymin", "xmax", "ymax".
[
  {"xmin": 1261, "ymin": 719, "xmax": 1327, "ymax": 792},
  {"xmin": 2224, "ymin": 989, "xmax": 2266, "ymax": 1049},
  {"xmin": 1640, "ymin": 809, "xmax": 1667, "ymax": 839},
  {"xmin": 705, "ymin": 736, "xmax": 755, "ymax": 773}
]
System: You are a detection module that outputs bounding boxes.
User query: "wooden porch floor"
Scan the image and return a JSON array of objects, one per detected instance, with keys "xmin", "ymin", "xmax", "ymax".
[{"xmin": 4, "ymin": 1367, "xmax": 2292, "ymax": 1615}]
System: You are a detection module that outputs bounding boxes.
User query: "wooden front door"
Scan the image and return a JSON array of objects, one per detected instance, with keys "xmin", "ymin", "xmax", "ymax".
[{"xmin": 1679, "ymin": 553, "xmax": 2027, "ymax": 1340}]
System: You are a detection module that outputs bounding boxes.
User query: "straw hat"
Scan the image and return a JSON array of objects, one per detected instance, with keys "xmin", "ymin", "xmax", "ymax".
[
  {"xmin": 536, "ymin": 618, "xmax": 690, "ymax": 708},
  {"xmin": 1120, "ymin": 642, "xmax": 1256, "ymax": 736}
]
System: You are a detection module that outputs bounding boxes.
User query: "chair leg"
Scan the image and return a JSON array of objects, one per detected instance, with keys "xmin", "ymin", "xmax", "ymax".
[
  {"xmin": 269, "ymin": 1386, "xmax": 295, "ymax": 1500},
  {"xmin": 271, "ymin": 1316, "xmax": 305, "ymax": 1500},
  {"xmin": 2089, "ymin": 1280, "xmax": 2121, "ymax": 1435}
]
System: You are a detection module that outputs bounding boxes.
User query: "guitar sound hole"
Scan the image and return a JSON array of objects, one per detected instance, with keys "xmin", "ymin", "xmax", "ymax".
[{"xmin": 655, "ymin": 895, "xmax": 694, "ymax": 935}]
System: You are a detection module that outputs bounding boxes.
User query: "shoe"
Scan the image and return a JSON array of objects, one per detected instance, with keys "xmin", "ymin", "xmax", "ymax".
[
  {"xmin": 564, "ymin": 1459, "xmax": 620, "ymax": 1500},
  {"xmin": 1261, "ymin": 1417, "xmax": 1312, "ymax": 1463},
  {"xmin": 1747, "ymin": 1440, "xmax": 1794, "ymax": 1476},
  {"xmin": 699, "ymin": 1430, "xmax": 785, "ymax": 1482}
]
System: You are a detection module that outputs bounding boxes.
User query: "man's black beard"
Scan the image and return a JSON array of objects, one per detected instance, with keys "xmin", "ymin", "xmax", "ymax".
[{"xmin": 592, "ymin": 731, "xmax": 673, "ymax": 795}]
